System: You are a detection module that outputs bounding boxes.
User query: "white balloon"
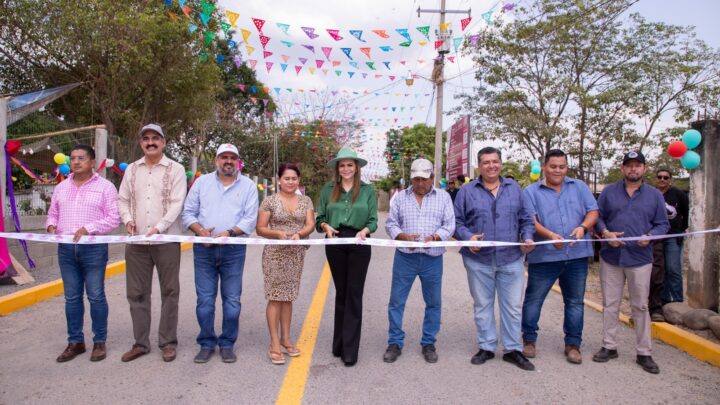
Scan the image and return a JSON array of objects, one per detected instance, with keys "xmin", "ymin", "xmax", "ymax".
[{"xmin": 106, "ymin": 159, "xmax": 115, "ymax": 167}]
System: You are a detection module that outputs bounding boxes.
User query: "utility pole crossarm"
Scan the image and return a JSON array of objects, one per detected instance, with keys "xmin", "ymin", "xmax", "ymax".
[{"xmin": 417, "ymin": 7, "xmax": 471, "ymax": 17}]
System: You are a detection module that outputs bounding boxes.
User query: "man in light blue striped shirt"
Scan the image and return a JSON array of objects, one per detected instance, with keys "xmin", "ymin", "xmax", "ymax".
[
  {"xmin": 182, "ymin": 144, "xmax": 258, "ymax": 364},
  {"xmin": 383, "ymin": 158, "xmax": 455, "ymax": 364}
]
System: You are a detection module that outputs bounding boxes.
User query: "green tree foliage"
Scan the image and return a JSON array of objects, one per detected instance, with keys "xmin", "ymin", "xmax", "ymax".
[
  {"xmin": 458, "ymin": 0, "xmax": 720, "ymax": 181},
  {"xmin": 382, "ymin": 124, "xmax": 445, "ymax": 189}
]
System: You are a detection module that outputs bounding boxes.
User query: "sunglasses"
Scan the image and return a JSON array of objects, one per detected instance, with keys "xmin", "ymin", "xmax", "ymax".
[{"xmin": 656, "ymin": 175, "xmax": 670, "ymax": 180}]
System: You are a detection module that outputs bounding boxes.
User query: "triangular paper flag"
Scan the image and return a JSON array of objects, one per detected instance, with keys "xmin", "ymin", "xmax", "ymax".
[
  {"xmin": 503, "ymin": 3, "xmax": 515, "ymax": 12},
  {"xmin": 259, "ymin": 35, "xmax": 271, "ymax": 49},
  {"xmin": 199, "ymin": 51, "xmax": 208, "ymax": 63},
  {"xmin": 322, "ymin": 69, "xmax": 329, "ymax": 75},
  {"xmin": 321, "ymin": 47, "xmax": 332, "ymax": 60},
  {"xmin": 375, "ymin": 74, "xmax": 382, "ymax": 78},
  {"xmin": 434, "ymin": 40, "xmax": 444, "ymax": 49},
  {"xmin": 204, "ymin": 30, "xmax": 216, "ymax": 46},
  {"xmin": 400, "ymin": 60, "xmax": 406, "ymax": 65},
  {"xmin": 274, "ymin": 87, "xmax": 281, "ymax": 94},
  {"xmin": 335, "ymin": 70, "xmax": 342, "ymax": 76},
  {"xmin": 238, "ymin": 84, "xmax": 246, "ymax": 91},
  {"xmin": 226, "ymin": 11, "xmax": 240, "ymax": 27},
  {"xmin": 216, "ymin": 54, "xmax": 224, "ymax": 64},
  {"xmin": 327, "ymin": 29, "xmax": 343, "ymax": 41},
  {"xmin": 188, "ymin": 24, "xmax": 198, "ymax": 33},
  {"xmin": 439, "ymin": 22, "xmax": 451, "ymax": 32},
  {"xmin": 178, "ymin": 0, "xmax": 187, "ymax": 7},
  {"xmin": 245, "ymin": 45, "xmax": 255, "ymax": 56},
  {"xmin": 360, "ymin": 47, "xmax": 371, "ymax": 59},
  {"xmin": 266, "ymin": 62, "xmax": 273, "ymax": 72},
  {"xmin": 199, "ymin": 13, "xmax": 211, "ymax": 26},
  {"xmin": 349, "ymin": 30, "xmax": 365, "ymax": 42},
  {"xmin": 234, "ymin": 55, "xmax": 242, "ymax": 68},
  {"xmin": 395, "ymin": 28, "xmax": 411, "ymax": 41},
  {"xmin": 301, "ymin": 26, "xmax": 319, "ymax": 39},
  {"xmin": 416, "ymin": 26, "xmax": 430, "ymax": 40},
  {"xmin": 349, "ymin": 61, "xmax": 358, "ymax": 69},
  {"xmin": 383, "ymin": 61, "xmax": 391, "ymax": 70},
  {"xmin": 341, "ymin": 48, "xmax": 352, "ymax": 60},
  {"xmin": 250, "ymin": 86, "xmax": 257, "ymax": 94},
  {"xmin": 332, "ymin": 60, "xmax": 341, "ymax": 67},
  {"xmin": 250, "ymin": 97, "xmax": 257, "ymax": 103},
  {"xmin": 201, "ymin": 0, "xmax": 215, "ymax": 15},
  {"xmin": 481, "ymin": 10, "xmax": 494, "ymax": 25},
  {"xmin": 181, "ymin": 5, "xmax": 191, "ymax": 17},
  {"xmin": 299, "ymin": 57, "xmax": 308, "ymax": 65},
  {"xmin": 366, "ymin": 62, "xmax": 376, "ymax": 70},
  {"xmin": 169, "ymin": 12, "xmax": 178, "ymax": 21},
  {"xmin": 372, "ymin": 29, "xmax": 389, "ymax": 38},
  {"xmin": 263, "ymin": 51, "xmax": 273, "ymax": 59},
  {"xmin": 418, "ymin": 41, "xmax": 428, "ymax": 46},
  {"xmin": 316, "ymin": 59, "xmax": 324, "ymax": 68},
  {"xmin": 453, "ymin": 37, "xmax": 463, "ymax": 52},
  {"xmin": 295, "ymin": 66, "xmax": 302, "ymax": 74},
  {"xmin": 281, "ymin": 54, "xmax": 290, "ymax": 63},
  {"xmin": 241, "ymin": 29, "xmax": 252, "ymax": 42},
  {"xmin": 227, "ymin": 40, "xmax": 237, "ymax": 49},
  {"xmin": 362, "ymin": 73, "xmax": 368, "ymax": 78},
  {"xmin": 399, "ymin": 41, "xmax": 412, "ymax": 47},
  {"xmin": 281, "ymin": 63, "xmax": 288, "ymax": 72},
  {"xmin": 447, "ymin": 56, "xmax": 456, "ymax": 63},
  {"xmin": 262, "ymin": 86, "xmax": 269, "ymax": 93},
  {"xmin": 379, "ymin": 46, "xmax": 392, "ymax": 52},
  {"xmin": 461, "ymin": 17, "xmax": 473, "ymax": 31},
  {"xmin": 302, "ymin": 44, "xmax": 315, "ymax": 53},
  {"xmin": 309, "ymin": 67, "xmax": 316, "ymax": 74},
  {"xmin": 348, "ymin": 71, "xmax": 355, "ymax": 78},
  {"xmin": 248, "ymin": 59, "xmax": 257, "ymax": 69},
  {"xmin": 276, "ymin": 22, "xmax": 290, "ymax": 35},
  {"xmin": 281, "ymin": 40, "xmax": 294, "ymax": 47},
  {"xmin": 252, "ymin": 17, "xmax": 266, "ymax": 32},
  {"xmin": 469, "ymin": 34, "xmax": 480, "ymax": 46},
  {"xmin": 220, "ymin": 22, "xmax": 231, "ymax": 35},
  {"xmin": 263, "ymin": 99, "xmax": 269, "ymax": 106}
]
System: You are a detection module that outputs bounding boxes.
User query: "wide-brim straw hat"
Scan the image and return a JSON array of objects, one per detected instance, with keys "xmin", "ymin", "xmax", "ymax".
[{"xmin": 327, "ymin": 148, "xmax": 368, "ymax": 169}]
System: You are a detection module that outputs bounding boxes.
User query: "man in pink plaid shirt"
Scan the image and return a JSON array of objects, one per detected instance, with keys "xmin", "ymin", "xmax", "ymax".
[{"xmin": 46, "ymin": 144, "xmax": 120, "ymax": 363}]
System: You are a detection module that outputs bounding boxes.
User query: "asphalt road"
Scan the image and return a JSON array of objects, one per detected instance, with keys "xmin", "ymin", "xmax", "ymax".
[{"xmin": 1, "ymin": 213, "xmax": 718, "ymax": 404}]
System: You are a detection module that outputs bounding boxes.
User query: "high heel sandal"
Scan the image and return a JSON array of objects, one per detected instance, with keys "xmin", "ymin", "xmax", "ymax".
[
  {"xmin": 280, "ymin": 343, "xmax": 301, "ymax": 357},
  {"xmin": 268, "ymin": 346, "xmax": 286, "ymax": 365}
]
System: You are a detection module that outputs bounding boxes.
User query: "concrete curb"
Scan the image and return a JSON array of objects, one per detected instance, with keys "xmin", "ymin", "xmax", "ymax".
[
  {"xmin": 551, "ymin": 284, "xmax": 720, "ymax": 368},
  {"xmin": 0, "ymin": 242, "xmax": 192, "ymax": 316}
]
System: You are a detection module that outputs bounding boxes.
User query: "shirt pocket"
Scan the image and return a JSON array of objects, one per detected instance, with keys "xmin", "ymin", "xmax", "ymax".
[{"xmin": 465, "ymin": 207, "xmax": 488, "ymax": 234}]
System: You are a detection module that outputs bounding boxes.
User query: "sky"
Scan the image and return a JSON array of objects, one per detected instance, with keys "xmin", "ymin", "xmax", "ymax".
[{"xmin": 216, "ymin": 0, "xmax": 719, "ymax": 179}]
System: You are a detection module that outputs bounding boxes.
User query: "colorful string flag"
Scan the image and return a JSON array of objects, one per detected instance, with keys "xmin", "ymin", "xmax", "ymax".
[
  {"xmin": 220, "ymin": 22, "xmax": 231, "ymax": 36},
  {"xmin": 322, "ymin": 46, "xmax": 332, "ymax": 60},
  {"xmin": 252, "ymin": 17, "xmax": 266, "ymax": 33},
  {"xmin": 469, "ymin": 34, "xmax": 481, "ymax": 47},
  {"xmin": 259, "ymin": 35, "xmax": 271, "ymax": 49},
  {"xmin": 241, "ymin": 29, "xmax": 252, "ymax": 42},
  {"xmin": 188, "ymin": 24, "xmax": 198, "ymax": 33},
  {"xmin": 302, "ymin": 44, "xmax": 315, "ymax": 53},
  {"xmin": 238, "ymin": 84, "xmax": 246, "ymax": 91},
  {"xmin": 316, "ymin": 59, "xmax": 324, "ymax": 68},
  {"xmin": 341, "ymin": 48, "xmax": 353, "ymax": 60},
  {"xmin": 216, "ymin": 54, "xmax": 224, "ymax": 64},
  {"xmin": 302, "ymin": 26, "xmax": 319, "ymax": 39},
  {"xmin": 280, "ymin": 63, "xmax": 288, "ymax": 72},
  {"xmin": 416, "ymin": 26, "xmax": 430, "ymax": 40},
  {"xmin": 199, "ymin": 51, "xmax": 208, "ymax": 63},
  {"xmin": 379, "ymin": 45, "xmax": 392, "ymax": 52},
  {"xmin": 245, "ymin": 45, "xmax": 255, "ymax": 56},
  {"xmin": 453, "ymin": 37, "xmax": 463, "ymax": 52},
  {"xmin": 234, "ymin": 55, "xmax": 242, "ymax": 68},
  {"xmin": 447, "ymin": 56, "xmax": 456, "ymax": 63},
  {"xmin": 178, "ymin": 0, "xmax": 186, "ymax": 7},
  {"xmin": 439, "ymin": 22, "xmax": 451, "ymax": 32},
  {"xmin": 360, "ymin": 47, "xmax": 371, "ymax": 59},
  {"xmin": 327, "ymin": 29, "xmax": 343, "ymax": 41},
  {"xmin": 281, "ymin": 40, "xmax": 294, "ymax": 47},
  {"xmin": 349, "ymin": 61, "xmax": 358, "ymax": 69},
  {"xmin": 348, "ymin": 71, "xmax": 355, "ymax": 78},
  {"xmin": 266, "ymin": 62, "xmax": 273, "ymax": 72},
  {"xmin": 295, "ymin": 66, "xmax": 302, "ymax": 74},
  {"xmin": 248, "ymin": 59, "xmax": 257, "ymax": 69},
  {"xmin": 299, "ymin": 57, "xmax": 308, "ymax": 65},
  {"xmin": 383, "ymin": 61, "xmax": 391, "ymax": 70},
  {"xmin": 461, "ymin": 17, "xmax": 473, "ymax": 31},
  {"xmin": 395, "ymin": 28, "xmax": 411, "ymax": 42},
  {"xmin": 481, "ymin": 10, "xmax": 494, "ymax": 25},
  {"xmin": 204, "ymin": 31, "xmax": 215, "ymax": 46},
  {"xmin": 349, "ymin": 30, "xmax": 365, "ymax": 42},
  {"xmin": 502, "ymin": 3, "xmax": 515, "ymax": 12},
  {"xmin": 200, "ymin": 0, "xmax": 214, "ymax": 15},
  {"xmin": 373, "ymin": 29, "xmax": 389, "ymax": 38},
  {"xmin": 181, "ymin": 5, "xmax": 191, "ymax": 17},
  {"xmin": 276, "ymin": 22, "xmax": 290, "ymax": 35},
  {"xmin": 434, "ymin": 40, "xmax": 444, "ymax": 49},
  {"xmin": 366, "ymin": 62, "xmax": 376, "ymax": 70},
  {"xmin": 399, "ymin": 41, "xmax": 412, "ymax": 47},
  {"xmin": 199, "ymin": 13, "xmax": 211, "ymax": 26},
  {"xmin": 331, "ymin": 60, "xmax": 341, "ymax": 67},
  {"xmin": 309, "ymin": 67, "xmax": 316, "ymax": 74},
  {"xmin": 226, "ymin": 10, "xmax": 240, "ymax": 27},
  {"xmin": 227, "ymin": 40, "xmax": 237, "ymax": 50},
  {"xmin": 263, "ymin": 51, "xmax": 272, "ymax": 58}
]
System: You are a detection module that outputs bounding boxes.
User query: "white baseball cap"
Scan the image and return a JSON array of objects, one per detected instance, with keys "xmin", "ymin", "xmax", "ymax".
[
  {"xmin": 410, "ymin": 158, "xmax": 433, "ymax": 179},
  {"xmin": 139, "ymin": 123, "xmax": 165, "ymax": 138},
  {"xmin": 216, "ymin": 143, "xmax": 239, "ymax": 157}
]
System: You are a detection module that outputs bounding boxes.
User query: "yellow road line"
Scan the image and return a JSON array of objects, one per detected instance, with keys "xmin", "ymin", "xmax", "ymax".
[
  {"xmin": 276, "ymin": 262, "xmax": 332, "ymax": 405},
  {"xmin": 0, "ymin": 242, "xmax": 192, "ymax": 316}
]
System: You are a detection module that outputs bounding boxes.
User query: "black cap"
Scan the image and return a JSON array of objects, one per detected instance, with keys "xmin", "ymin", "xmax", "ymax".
[{"xmin": 622, "ymin": 151, "xmax": 645, "ymax": 165}]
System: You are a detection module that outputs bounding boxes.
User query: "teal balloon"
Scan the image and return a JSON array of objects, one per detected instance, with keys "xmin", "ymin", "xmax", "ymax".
[
  {"xmin": 682, "ymin": 129, "xmax": 702, "ymax": 149},
  {"xmin": 530, "ymin": 165, "xmax": 541, "ymax": 175},
  {"xmin": 65, "ymin": 156, "xmax": 70, "ymax": 165},
  {"xmin": 680, "ymin": 150, "xmax": 701, "ymax": 170},
  {"xmin": 530, "ymin": 160, "xmax": 541, "ymax": 168},
  {"xmin": 58, "ymin": 164, "xmax": 71, "ymax": 175}
]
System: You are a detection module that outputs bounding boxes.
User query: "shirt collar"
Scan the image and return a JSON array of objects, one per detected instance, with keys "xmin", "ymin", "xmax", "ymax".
[
  {"xmin": 540, "ymin": 176, "xmax": 574, "ymax": 189},
  {"xmin": 405, "ymin": 186, "xmax": 437, "ymax": 197},
  {"xmin": 137, "ymin": 154, "xmax": 171, "ymax": 167}
]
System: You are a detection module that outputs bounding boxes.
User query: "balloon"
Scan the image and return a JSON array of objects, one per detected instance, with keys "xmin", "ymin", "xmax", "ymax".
[
  {"xmin": 464, "ymin": 176, "xmax": 470, "ymax": 183},
  {"xmin": 667, "ymin": 141, "xmax": 688, "ymax": 158},
  {"xmin": 531, "ymin": 166, "xmax": 541, "ymax": 175},
  {"xmin": 106, "ymin": 159, "xmax": 115, "ymax": 167},
  {"xmin": 186, "ymin": 171, "xmax": 193, "ymax": 178},
  {"xmin": 440, "ymin": 181, "xmax": 447, "ymax": 188},
  {"xmin": 530, "ymin": 172, "xmax": 541, "ymax": 181},
  {"xmin": 441, "ymin": 177, "xmax": 446, "ymax": 182},
  {"xmin": 530, "ymin": 159, "xmax": 541, "ymax": 168},
  {"xmin": 680, "ymin": 151, "xmax": 701, "ymax": 170},
  {"xmin": 58, "ymin": 164, "xmax": 71, "ymax": 175},
  {"xmin": 682, "ymin": 129, "xmax": 702, "ymax": 149},
  {"xmin": 5, "ymin": 140, "xmax": 21, "ymax": 156},
  {"xmin": 54, "ymin": 153, "xmax": 66, "ymax": 165},
  {"xmin": 257, "ymin": 184, "xmax": 264, "ymax": 190},
  {"xmin": 65, "ymin": 156, "xmax": 70, "ymax": 165},
  {"xmin": 118, "ymin": 162, "xmax": 128, "ymax": 171},
  {"xmin": 11, "ymin": 176, "xmax": 17, "ymax": 182}
]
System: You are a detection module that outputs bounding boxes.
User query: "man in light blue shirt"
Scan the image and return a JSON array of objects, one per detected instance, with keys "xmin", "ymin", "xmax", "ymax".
[
  {"xmin": 521, "ymin": 149, "xmax": 598, "ymax": 365},
  {"xmin": 182, "ymin": 143, "xmax": 258, "ymax": 364},
  {"xmin": 383, "ymin": 159, "xmax": 455, "ymax": 364}
]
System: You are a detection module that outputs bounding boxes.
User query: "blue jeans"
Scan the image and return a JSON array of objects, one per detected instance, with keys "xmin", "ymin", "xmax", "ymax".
[
  {"xmin": 662, "ymin": 238, "xmax": 684, "ymax": 303},
  {"xmin": 387, "ymin": 251, "xmax": 443, "ymax": 348},
  {"xmin": 521, "ymin": 258, "xmax": 588, "ymax": 347},
  {"xmin": 462, "ymin": 256, "xmax": 525, "ymax": 353},
  {"xmin": 58, "ymin": 243, "xmax": 109, "ymax": 343},
  {"xmin": 193, "ymin": 244, "xmax": 247, "ymax": 349}
]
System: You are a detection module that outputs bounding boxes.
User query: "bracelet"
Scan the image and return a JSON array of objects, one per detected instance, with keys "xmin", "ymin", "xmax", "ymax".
[{"xmin": 579, "ymin": 225, "xmax": 588, "ymax": 232}]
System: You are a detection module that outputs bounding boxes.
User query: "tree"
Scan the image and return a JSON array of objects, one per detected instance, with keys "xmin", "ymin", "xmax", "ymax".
[
  {"xmin": 383, "ymin": 124, "xmax": 445, "ymax": 188},
  {"xmin": 457, "ymin": 0, "xmax": 720, "ymax": 181},
  {"xmin": 0, "ymin": 0, "xmax": 226, "ymax": 159}
]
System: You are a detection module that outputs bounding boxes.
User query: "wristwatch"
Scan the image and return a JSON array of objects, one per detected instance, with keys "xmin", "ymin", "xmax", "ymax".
[
  {"xmin": 579, "ymin": 224, "xmax": 588, "ymax": 233},
  {"xmin": 227, "ymin": 228, "xmax": 236, "ymax": 237}
]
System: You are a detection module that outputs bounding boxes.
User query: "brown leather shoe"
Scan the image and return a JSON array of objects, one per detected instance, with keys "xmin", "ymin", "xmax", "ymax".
[
  {"xmin": 161, "ymin": 346, "xmax": 177, "ymax": 362},
  {"xmin": 90, "ymin": 342, "xmax": 107, "ymax": 362},
  {"xmin": 522, "ymin": 341, "xmax": 536, "ymax": 358},
  {"xmin": 121, "ymin": 344, "xmax": 149, "ymax": 362},
  {"xmin": 565, "ymin": 345, "xmax": 582, "ymax": 364},
  {"xmin": 56, "ymin": 343, "xmax": 86, "ymax": 363}
]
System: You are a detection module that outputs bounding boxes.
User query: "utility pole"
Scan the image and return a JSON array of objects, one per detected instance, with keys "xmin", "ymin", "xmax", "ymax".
[{"xmin": 418, "ymin": 2, "xmax": 470, "ymax": 187}]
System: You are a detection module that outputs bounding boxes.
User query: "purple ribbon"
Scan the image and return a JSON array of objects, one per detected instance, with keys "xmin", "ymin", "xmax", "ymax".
[{"xmin": 5, "ymin": 151, "xmax": 35, "ymax": 268}]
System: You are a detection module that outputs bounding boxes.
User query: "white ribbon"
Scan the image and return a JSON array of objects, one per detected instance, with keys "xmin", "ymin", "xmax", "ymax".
[{"xmin": 1, "ymin": 229, "xmax": 718, "ymax": 248}]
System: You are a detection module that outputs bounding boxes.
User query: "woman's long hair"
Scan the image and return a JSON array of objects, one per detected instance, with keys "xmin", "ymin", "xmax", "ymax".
[{"xmin": 331, "ymin": 161, "xmax": 361, "ymax": 204}]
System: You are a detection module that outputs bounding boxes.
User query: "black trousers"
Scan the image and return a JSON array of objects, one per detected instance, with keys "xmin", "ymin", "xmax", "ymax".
[
  {"xmin": 649, "ymin": 240, "xmax": 665, "ymax": 315},
  {"xmin": 325, "ymin": 227, "xmax": 372, "ymax": 363}
]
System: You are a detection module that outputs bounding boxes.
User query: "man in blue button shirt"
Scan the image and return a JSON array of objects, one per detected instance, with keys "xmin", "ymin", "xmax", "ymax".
[
  {"xmin": 454, "ymin": 147, "xmax": 536, "ymax": 371},
  {"xmin": 521, "ymin": 149, "xmax": 598, "ymax": 365},
  {"xmin": 592, "ymin": 151, "xmax": 669, "ymax": 374},
  {"xmin": 182, "ymin": 144, "xmax": 259, "ymax": 364}
]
